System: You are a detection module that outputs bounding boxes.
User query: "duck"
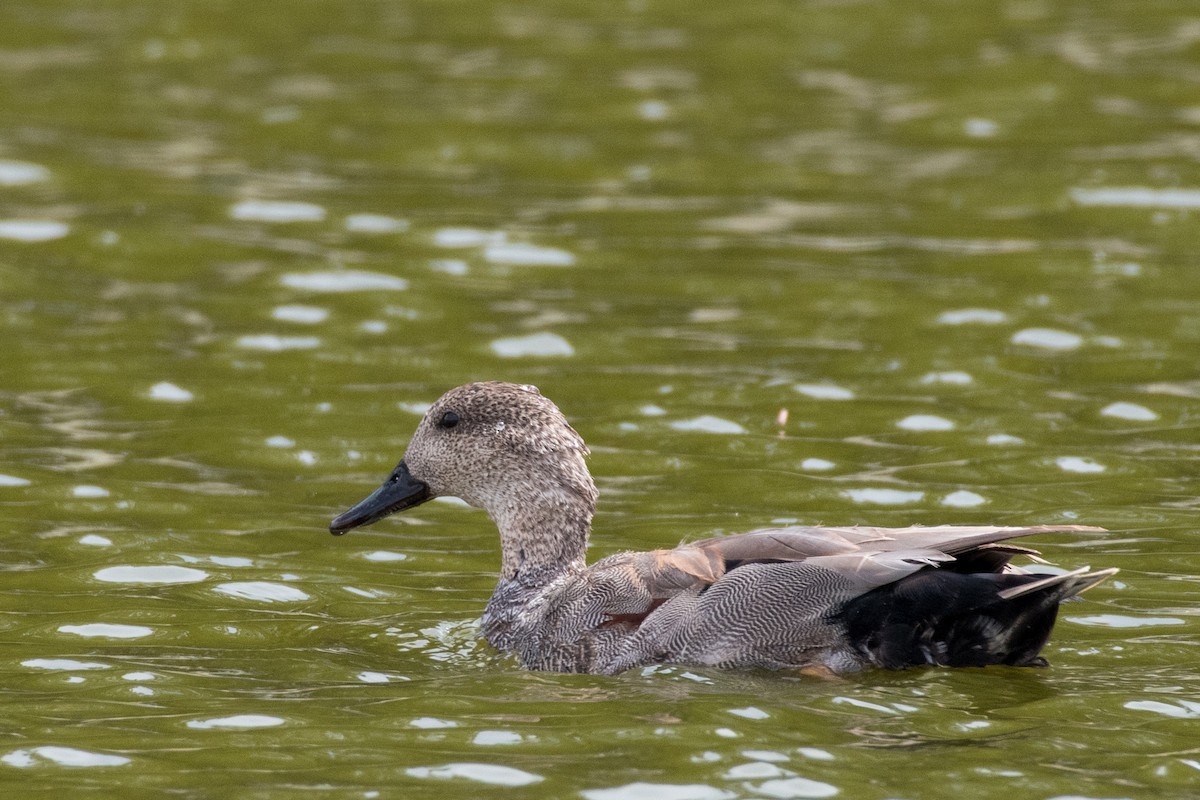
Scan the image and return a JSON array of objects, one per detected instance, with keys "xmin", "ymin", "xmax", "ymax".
[{"xmin": 329, "ymin": 381, "xmax": 1116, "ymax": 675}]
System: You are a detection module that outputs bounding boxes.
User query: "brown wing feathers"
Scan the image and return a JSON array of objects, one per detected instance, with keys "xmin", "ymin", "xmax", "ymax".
[{"xmin": 630, "ymin": 524, "xmax": 1104, "ymax": 597}]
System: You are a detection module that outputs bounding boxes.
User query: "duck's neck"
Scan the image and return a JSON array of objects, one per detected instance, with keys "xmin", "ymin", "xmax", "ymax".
[{"xmin": 490, "ymin": 491, "xmax": 592, "ymax": 586}]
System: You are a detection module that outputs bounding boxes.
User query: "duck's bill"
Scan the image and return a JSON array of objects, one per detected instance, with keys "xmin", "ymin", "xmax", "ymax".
[{"xmin": 329, "ymin": 460, "xmax": 432, "ymax": 535}]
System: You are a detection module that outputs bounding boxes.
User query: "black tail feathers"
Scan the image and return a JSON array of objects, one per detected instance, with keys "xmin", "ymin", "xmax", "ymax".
[{"xmin": 837, "ymin": 567, "xmax": 1116, "ymax": 669}]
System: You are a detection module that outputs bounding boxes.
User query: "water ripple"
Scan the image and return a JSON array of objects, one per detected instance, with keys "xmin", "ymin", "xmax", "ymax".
[
  {"xmin": 0, "ymin": 220, "xmax": 70, "ymax": 242},
  {"xmin": 483, "ymin": 241, "xmax": 576, "ymax": 266},
  {"xmin": 405, "ymin": 762, "xmax": 544, "ymax": 786},
  {"xmin": 58, "ymin": 623, "xmax": 153, "ymax": 639},
  {"xmin": 1071, "ymin": 186, "xmax": 1200, "ymax": 209},
  {"xmin": 344, "ymin": 213, "xmax": 408, "ymax": 233},
  {"xmin": 94, "ymin": 566, "xmax": 208, "ymax": 584},
  {"xmin": 2, "ymin": 747, "xmax": 129, "ymax": 768},
  {"xmin": 794, "ymin": 384, "xmax": 854, "ymax": 400},
  {"xmin": 842, "ymin": 488, "xmax": 924, "ymax": 505},
  {"xmin": 212, "ymin": 582, "xmax": 310, "ymax": 602},
  {"xmin": 581, "ymin": 783, "xmax": 734, "ymax": 800},
  {"xmin": 229, "ymin": 200, "xmax": 326, "ymax": 223},
  {"xmin": 235, "ymin": 334, "xmax": 321, "ymax": 351},
  {"xmin": 1011, "ymin": 328, "xmax": 1084, "ymax": 351},
  {"xmin": 23, "ymin": 658, "xmax": 110, "ymax": 671},
  {"xmin": 0, "ymin": 159, "xmax": 51, "ymax": 185},
  {"xmin": 280, "ymin": 270, "xmax": 408, "ymax": 292},
  {"xmin": 490, "ymin": 331, "xmax": 575, "ymax": 358},
  {"xmin": 669, "ymin": 416, "xmax": 746, "ymax": 435},
  {"xmin": 753, "ymin": 776, "xmax": 840, "ymax": 798},
  {"xmin": 186, "ymin": 714, "xmax": 286, "ymax": 730},
  {"xmin": 148, "ymin": 382, "xmax": 194, "ymax": 402},
  {"xmin": 1100, "ymin": 402, "xmax": 1158, "ymax": 422}
]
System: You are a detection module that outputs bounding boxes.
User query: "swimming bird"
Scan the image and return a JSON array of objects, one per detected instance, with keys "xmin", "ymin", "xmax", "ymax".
[{"xmin": 329, "ymin": 381, "xmax": 1115, "ymax": 675}]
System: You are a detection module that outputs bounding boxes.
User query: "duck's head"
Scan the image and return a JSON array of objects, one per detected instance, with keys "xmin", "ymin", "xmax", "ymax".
[{"xmin": 329, "ymin": 381, "xmax": 596, "ymax": 535}]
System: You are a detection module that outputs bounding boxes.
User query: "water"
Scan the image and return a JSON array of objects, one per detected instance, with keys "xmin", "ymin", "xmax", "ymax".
[{"xmin": 3, "ymin": 0, "xmax": 1199, "ymax": 797}]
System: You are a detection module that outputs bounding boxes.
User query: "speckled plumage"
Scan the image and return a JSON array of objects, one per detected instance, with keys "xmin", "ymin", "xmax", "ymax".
[{"xmin": 330, "ymin": 382, "xmax": 1116, "ymax": 675}]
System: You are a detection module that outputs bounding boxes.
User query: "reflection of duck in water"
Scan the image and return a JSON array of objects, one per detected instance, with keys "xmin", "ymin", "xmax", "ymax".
[{"xmin": 330, "ymin": 381, "xmax": 1115, "ymax": 675}]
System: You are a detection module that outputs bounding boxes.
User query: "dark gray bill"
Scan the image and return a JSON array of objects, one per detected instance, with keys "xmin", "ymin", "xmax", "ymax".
[{"xmin": 329, "ymin": 460, "xmax": 431, "ymax": 535}]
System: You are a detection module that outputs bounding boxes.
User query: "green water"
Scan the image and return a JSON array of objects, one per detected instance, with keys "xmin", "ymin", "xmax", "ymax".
[{"xmin": 3, "ymin": 0, "xmax": 1199, "ymax": 797}]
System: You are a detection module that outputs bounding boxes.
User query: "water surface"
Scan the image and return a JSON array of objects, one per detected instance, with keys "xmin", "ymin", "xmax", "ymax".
[{"xmin": 2, "ymin": 1, "xmax": 1199, "ymax": 797}]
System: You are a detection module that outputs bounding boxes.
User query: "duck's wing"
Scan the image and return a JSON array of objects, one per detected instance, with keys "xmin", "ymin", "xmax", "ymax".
[{"xmin": 623, "ymin": 524, "xmax": 1105, "ymax": 599}]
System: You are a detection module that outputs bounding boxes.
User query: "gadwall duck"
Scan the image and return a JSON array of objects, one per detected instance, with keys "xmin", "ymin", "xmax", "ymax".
[{"xmin": 330, "ymin": 381, "xmax": 1115, "ymax": 675}]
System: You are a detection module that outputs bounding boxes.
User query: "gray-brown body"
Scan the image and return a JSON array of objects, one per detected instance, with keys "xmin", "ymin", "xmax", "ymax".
[{"xmin": 330, "ymin": 382, "xmax": 1116, "ymax": 675}]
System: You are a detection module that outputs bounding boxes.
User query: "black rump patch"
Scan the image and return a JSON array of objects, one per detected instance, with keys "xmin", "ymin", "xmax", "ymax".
[{"xmin": 834, "ymin": 569, "xmax": 1066, "ymax": 669}]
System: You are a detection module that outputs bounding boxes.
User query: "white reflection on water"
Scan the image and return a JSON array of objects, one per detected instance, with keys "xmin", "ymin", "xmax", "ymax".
[
  {"xmin": 212, "ymin": 582, "xmax": 310, "ymax": 602},
  {"xmin": 432, "ymin": 227, "xmax": 506, "ymax": 248},
  {"xmin": 399, "ymin": 401, "xmax": 433, "ymax": 415},
  {"xmin": 963, "ymin": 117, "xmax": 999, "ymax": 138},
  {"xmin": 472, "ymin": 730, "xmax": 524, "ymax": 745},
  {"xmin": 754, "ymin": 776, "xmax": 840, "ymax": 798},
  {"xmin": 842, "ymin": 488, "xmax": 924, "ymax": 505},
  {"xmin": 801, "ymin": 458, "xmax": 835, "ymax": 471},
  {"xmin": 406, "ymin": 762, "xmax": 544, "ymax": 787},
  {"xmin": 2, "ymin": 746, "xmax": 130, "ymax": 768},
  {"xmin": 235, "ymin": 334, "xmax": 321, "ymax": 351},
  {"xmin": 363, "ymin": 550, "xmax": 407, "ymax": 562},
  {"xmin": 638, "ymin": 99, "xmax": 671, "ymax": 120},
  {"xmin": 72, "ymin": 485, "xmax": 109, "ymax": 498},
  {"xmin": 727, "ymin": 706, "xmax": 769, "ymax": 720},
  {"xmin": 0, "ymin": 220, "xmax": 70, "ymax": 242},
  {"xmin": 832, "ymin": 696, "xmax": 900, "ymax": 714},
  {"xmin": 22, "ymin": 658, "xmax": 110, "ymax": 671},
  {"xmin": 271, "ymin": 304, "xmax": 329, "ymax": 324},
  {"xmin": 1124, "ymin": 699, "xmax": 1200, "ymax": 718},
  {"xmin": 356, "ymin": 671, "xmax": 392, "ymax": 684},
  {"xmin": 1011, "ymin": 328, "xmax": 1084, "ymax": 351},
  {"xmin": 229, "ymin": 200, "xmax": 326, "ymax": 222},
  {"xmin": 920, "ymin": 370, "xmax": 972, "ymax": 385},
  {"xmin": 483, "ymin": 241, "xmax": 576, "ymax": 266},
  {"xmin": 186, "ymin": 714, "xmax": 286, "ymax": 730},
  {"xmin": 581, "ymin": 783, "xmax": 734, "ymax": 800},
  {"xmin": 94, "ymin": 565, "xmax": 208, "ymax": 584},
  {"xmin": 941, "ymin": 490, "xmax": 986, "ymax": 508},
  {"xmin": 0, "ymin": 159, "xmax": 50, "ymax": 185},
  {"xmin": 148, "ymin": 382, "xmax": 194, "ymax": 402},
  {"xmin": 1071, "ymin": 186, "xmax": 1200, "ymax": 209},
  {"xmin": 79, "ymin": 534, "xmax": 112, "ymax": 546},
  {"xmin": 794, "ymin": 384, "xmax": 854, "ymax": 400},
  {"xmin": 723, "ymin": 761, "xmax": 790, "ymax": 779},
  {"xmin": 280, "ymin": 270, "xmax": 408, "ymax": 292},
  {"xmin": 409, "ymin": 717, "xmax": 458, "ymax": 729},
  {"xmin": 1066, "ymin": 614, "xmax": 1184, "ymax": 628},
  {"xmin": 344, "ymin": 213, "xmax": 408, "ymax": 233},
  {"xmin": 430, "ymin": 258, "xmax": 469, "ymax": 275},
  {"xmin": 58, "ymin": 623, "xmax": 153, "ymax": 639},
  {"xmin": 1100, "ymin": 401, "xmax": 1158, "ymax": 422},
  {"xmin": 936, "ymin": 308, "xmax": 1008, "ymax": 325},
  {"xmin": 0, "ymin": 474, "xmax": 31, "ymax": 487},
  {"xmin": 669, "ymin": 416, "xmax": 746, "ymax": 435},
  {"xmin": 209, "ymin": 556, "xmax": 252, "ymax": 567},
  {"xmin": 986, "ymin": 433, "xmax": 1024, "ymax": 445},
  {"xmin": 796, "ymin": 748, "xmax": 835, "ymax": 762},
  {"xmin": 490, "ymin": 331, "xmax": 575, "ymax": 358},
  {"xmin": 896, "ymin": 414, "xmax": 955, "ymax": 431},
  {"xmin": 1055, "ymin": 456, "xmax": 1106, "ymax": 474}
]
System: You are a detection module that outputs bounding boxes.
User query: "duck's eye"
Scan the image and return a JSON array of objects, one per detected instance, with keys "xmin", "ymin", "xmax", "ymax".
[{"xmin": 437, "ymin": 410, "xmax": 460, "ymax": 430}]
